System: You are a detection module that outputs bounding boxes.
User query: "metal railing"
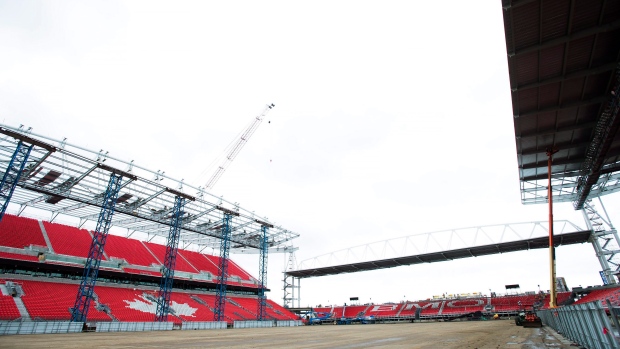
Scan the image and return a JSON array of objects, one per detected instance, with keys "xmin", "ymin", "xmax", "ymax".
[{"xmin": 537, "ymin": 301, "xmax": 620, "ymax": 349}]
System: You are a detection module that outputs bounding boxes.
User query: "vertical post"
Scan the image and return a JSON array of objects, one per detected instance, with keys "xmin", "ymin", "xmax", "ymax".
[
  {"xmin": 155, "ymin": 196, "xmax": 186, "ymax": 322},
  {"xmin": 215, "ymin": 213, "xmax": 232, "ymax": 322},
  {"xmin": 547, "ymin": 147, "xmax": 558, "ymax": 309},
  {"xmin": 257, "ymin": 225, "xmax": 268, "ymax": 320},
  {"xmin": 0, "ymin": 141, "xmax": 33, "ymax": 221},
  {"xmin": 71, "ymin": 172, "xmax": 122, "ymax": 322}
]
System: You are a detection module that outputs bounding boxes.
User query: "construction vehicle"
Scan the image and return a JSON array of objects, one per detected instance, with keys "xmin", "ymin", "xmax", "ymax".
[{"xmin": 515, "ymin": 310, "xmax": 543, "ymax": 328}]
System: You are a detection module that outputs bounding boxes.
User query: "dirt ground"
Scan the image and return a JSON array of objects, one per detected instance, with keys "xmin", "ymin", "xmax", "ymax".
[{"xmin": 0, "ymin": 320, "xmax": 577, "ymax": 349}]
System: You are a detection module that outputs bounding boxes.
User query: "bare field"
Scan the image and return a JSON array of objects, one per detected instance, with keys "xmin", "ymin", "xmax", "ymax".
[{"xmin": 0, "ymin": 320, "xmax": 574, "ymax": 349}]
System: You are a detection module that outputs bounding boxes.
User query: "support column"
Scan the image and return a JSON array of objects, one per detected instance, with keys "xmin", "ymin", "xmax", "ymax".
[
  {"xmin": 71, "ymin": 172, "xmax": 123, "ymax": 322},
  {"xmin": 155, "ymin": 196, "xmax": 186, "ymax": 322},
  {"xmin": 547, "ymin": 147, "xmax": 558, "ymax": 309},
  {"xmin": 214, "ymin": 213, "xmax": 232, "ymax": 322},
  {"xmin": 0, "ymin": 141, "xmax": 33, "ymax": 221},
  {"xmin": 583, "ymin": 198, "xmax": 620, "ymax": 285},
  {"xmin": 283, "ymin": 251, "xmax": 300, "ymax": 308},
  {"xmin": 257, "ymin": 225, "xmax": 268, "ymax": 320}
]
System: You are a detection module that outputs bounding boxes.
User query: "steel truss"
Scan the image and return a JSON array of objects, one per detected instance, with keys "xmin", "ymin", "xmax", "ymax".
[
  {"xmin": 71, "ymin": 172, "xmax": 123, "ymax": 322},
  {"xmin": 294, "ymin": 221, "xmax": 585, "ymax": 272},
  {"xmin": 0, "ymin": 141, "xmax": 33, "ymax": 221},
  {"xmin": 582, "ymin": 198, "xmax": 620, "ymax": 285},
  {"xmin": 282, "ymin": 251, "xmax": 300, "ymax": 309},
  {"xmin": 0, "ymin": 124, "xmax": 298, "ymax": 254},
  {"xmin": 155, "ymin": 195, "xmax": 187, "ymax": 322},
  {"xmin": 215, "ymin": 213, "xmax": 233, "ymax": 322},
  {"xmin": 257, "ymin": 225, "xmax": 268, "ymax": 320}
]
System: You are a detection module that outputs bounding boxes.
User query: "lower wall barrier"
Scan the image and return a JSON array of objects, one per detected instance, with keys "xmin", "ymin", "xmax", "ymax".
[
  {"xmin": 0, "ymin": 321, "xmax": 83, "ymax": 335},
  {"xmin": 95, "ymin": 322, "xmax": 174, "ymax": 332},
  {"xmin": 181, "ymin": 321, "xmax": 227, "ymax": 330},
  {"xmin": 233, "ymin": 320, "xmax": 274, "ymax": 328},
  {"xmin": 276, "ymin": 320, "xmax": 302, "ymax": 327},
  {"xmin": 537, "ymin": 300, "xmax": 620, "ymax": 349}
]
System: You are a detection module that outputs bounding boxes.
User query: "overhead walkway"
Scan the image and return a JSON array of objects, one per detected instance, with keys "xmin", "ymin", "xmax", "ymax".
[{"xmin": 286, "ymin": 221, "xmax": 589, "ymax": 278}]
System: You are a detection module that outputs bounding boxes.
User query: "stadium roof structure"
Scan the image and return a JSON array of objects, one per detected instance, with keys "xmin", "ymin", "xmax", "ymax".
[
  {"xmin": 502, "ymin": 0, "xmax": 620, "ymax": 208},
  {"xmin": 0, "ymin": 124, "xmax": 299, "ymax": 252},
  {"xmin": 287, "ymin": 221, "xmax": 589, "ymax": 278}
]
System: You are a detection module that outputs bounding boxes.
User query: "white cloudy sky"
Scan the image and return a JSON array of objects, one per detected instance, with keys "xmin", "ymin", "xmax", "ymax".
[{"xmin": 1, "ymin": 0, "xmax": 619, "ymax": 307}]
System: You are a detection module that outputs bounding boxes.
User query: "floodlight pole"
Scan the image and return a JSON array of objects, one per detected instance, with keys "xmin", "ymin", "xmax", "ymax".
[{"xmin": 547, "ymin": 147, "xmax": 558, "ymax": 309}]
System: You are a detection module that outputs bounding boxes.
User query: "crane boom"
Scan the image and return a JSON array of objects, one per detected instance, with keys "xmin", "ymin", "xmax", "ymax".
[{"xmin": 204, "ymin": 103, "xmax": 275, "ymax": 191}]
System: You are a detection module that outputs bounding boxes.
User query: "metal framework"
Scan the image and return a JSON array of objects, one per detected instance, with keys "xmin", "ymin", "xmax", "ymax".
[
  {"xmin": 575, "ymin": 66, "xmax": 620, "ymax": 210},
  {"xmin": 582, "ymin": 198, "xmax": 620, "ymax": 285},
  {"xmin": 71, "ymin": 172, "xmax": 123, "ymax": 322},
  {"xmin": 0, "ymin": 141, "xmax": 33, "ymax": 221},
  {"xmin": 257, "ymin": 225, "xmax": 268, "ymax": 320},
  {"xmin": 214, "ymin": 212, "xmax": 233, "ymax": 322},
  {"xmin": 0, "ymin": 124, "xmax": 298, "ymax": 256},
  {"xmin": 501, "ymin": 1, "xmax": 620, "ymax": 207},
  {"xmin": 282, "ymin": 251, "xmax": 300, "ymax": 308},
  {"xmin": 155, "ymin": 195, "xmax": 187, "ymax": 322},
  {"xmin": 287, "ymin": 221, "xmax": 589, "ymax": 278}
]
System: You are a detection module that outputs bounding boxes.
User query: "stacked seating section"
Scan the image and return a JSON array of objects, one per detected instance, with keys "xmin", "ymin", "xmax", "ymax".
[
  {"xmin": 105, "ymin": 235, "xmax": 159, "ymax": 267},
  {"xmin": 42, "ymin": 221, "xmax": 96, "ymax": 259},
  {"xmin": 206, "ymin": 255, "xmax": 255, "ymax": 283},
  {"xmin": 143, "ymin": 242, "xmax": 198, "ymax": 274},
  {"xmin": 0, "ymin": 215, "xmax": 46, "ymax": 249},
  {"xmin": 365, "ymin": 303, "xmax": 402, "ymax": 317},
  {"xmin": 0, "ymin": 279, "xmax": 297, "ymax": 324},
  {"xmin": 0, "ymin": 214, "xmax": 258, "ymax": 288},
  {"xmin": 18, "ymin": 280, "xmax": 109, "ymax": 321},
  {"xmin": 0, "ymin": 282, "xmax": 20, "ymax": 320},
  {"xmin": 574, "ymin": 288, "xmax": 620, "ymax": 306}
]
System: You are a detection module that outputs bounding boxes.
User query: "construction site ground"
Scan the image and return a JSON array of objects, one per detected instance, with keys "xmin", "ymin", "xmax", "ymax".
[{"xmin": 0, "ymin": 319, "xmax": 577, "ymax": 349}]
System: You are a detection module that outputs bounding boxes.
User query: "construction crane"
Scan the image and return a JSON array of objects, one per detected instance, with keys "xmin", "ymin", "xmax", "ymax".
[{"xmin": 204, "ymin": 103, "xmax": 275, "ymax": 191}]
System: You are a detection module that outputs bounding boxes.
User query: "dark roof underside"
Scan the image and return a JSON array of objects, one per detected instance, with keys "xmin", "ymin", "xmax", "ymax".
[
  {"xmin": 502, "ymin": 0, "xmax": 620, "ymax": 207},
  {"xmin": 286, "ymin": 230, "xmax": 591, "ymax": 278}
]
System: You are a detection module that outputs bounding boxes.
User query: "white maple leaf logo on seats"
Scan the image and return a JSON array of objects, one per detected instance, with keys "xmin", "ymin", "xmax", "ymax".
[{"xmin": 124, "ymin": 295, "xmax": 197, "ymax": 317}]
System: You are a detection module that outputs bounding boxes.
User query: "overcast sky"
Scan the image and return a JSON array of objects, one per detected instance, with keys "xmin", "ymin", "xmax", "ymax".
[{"xmin": 2, "ymin": 0, "xmax": 619, "ymax": 307}]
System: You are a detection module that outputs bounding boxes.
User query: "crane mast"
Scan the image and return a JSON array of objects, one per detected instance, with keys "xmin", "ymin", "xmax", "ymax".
[{"xmin": 204, "ymin": 103, "xmax": 275, "ymax": 191}]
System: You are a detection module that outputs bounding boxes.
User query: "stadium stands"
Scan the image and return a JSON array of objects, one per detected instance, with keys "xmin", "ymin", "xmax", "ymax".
[
  {"xmin": 267, "ymin": 300, "xmax": 298, "ymax": 320},
  {"xmin": 43, "ymin": 221, "xmax": 96, "ymax": 258},
  {"xmin": 169, "ymin": 292, "xmax": 215, "ymax": 322},
  {"xmin": 0, "ymin": 282, "xmax": 20, "ymax": 320},
  {"xmin": 440, "ymin": 299, "xmax": 485, "ymax": 314},
  {"xmin": 18, "ymin": 280, "xmax": 109, "ymax": 321},
  {"xmin": 0, "ymin": 215, "xmax": 47, "ymax": 249},
  {"xmin": 0, "ymin": 295, "xmax": 20, "ymax": 320},
  {"xmin": 177, "ymin": 250, "xmax": 220, "ymax": 277},
  {"xmin": 95, "ymin": 286, "xmax": 158, "ymax": 322},
  {"xmin": 206, "ymin": 255, "xmax": 254, "ymax": 281},
  {"xmin": 399, "ymin": 301, "xmax": 442, "ymax": 316},
  {"xmin": 340, "ymin": 305, "xmax": 367, "ymax": 318},
  {"xmin": 574, "ymin": 287, "xmax": 620, "ymax": 306},
  {"xmin": 143, "ymin": 242, "xmax": 198, "ymax": 274},
  {"xmin": 365, "ymin": 303, "xmax": 402, "ymax": 318},
  {"xmin": 0, "ymin": 251, "xmax": 40, "ymax": 262},
  {"xmin": 0, "ymin": 214, "xmax": 261, "ymax": 289},
  {"xmin": 105, "ymin": 235, "xmax": 160, "ymax": 267}
]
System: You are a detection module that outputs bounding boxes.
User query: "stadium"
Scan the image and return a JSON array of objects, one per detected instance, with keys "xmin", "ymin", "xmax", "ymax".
[{"xmin": 1, "ymin": 0, "xmax": 620, "ymax": 348}]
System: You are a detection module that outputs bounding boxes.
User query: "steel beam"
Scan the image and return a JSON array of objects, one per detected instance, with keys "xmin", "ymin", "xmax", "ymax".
[
  {"xmin": 0, "ymin": 141, "xmax": 33, "ymax": 221},
  {"xmin": 574, "ymin": 68, "xmax": 620, "ymax": 209},
  {"xmin": 214, "ymin": 213, "xmax": 232, "ymax": 322},
  {"xmin": 155, "ymin": 196, "xmax": 186, "ymax": 322},
  {"xmin": 71, "ymin": 172, "xmax": 123, "ymax": 322},
  {"xmin": 509, "ymin": 19, "xmax": 620, "ymax": 57},
  {"xmin": 512, "ymin": 62, "xmax": 616, "ymax": 91},
  {"xmin": 257, "ymin": 225, "xmax": 268, "ymax": 320}
]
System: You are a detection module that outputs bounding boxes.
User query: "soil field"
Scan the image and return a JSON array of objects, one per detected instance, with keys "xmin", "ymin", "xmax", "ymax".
[{"xmin": 0, "ymin": 320, "xmax": 575, "ymax": 349}]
